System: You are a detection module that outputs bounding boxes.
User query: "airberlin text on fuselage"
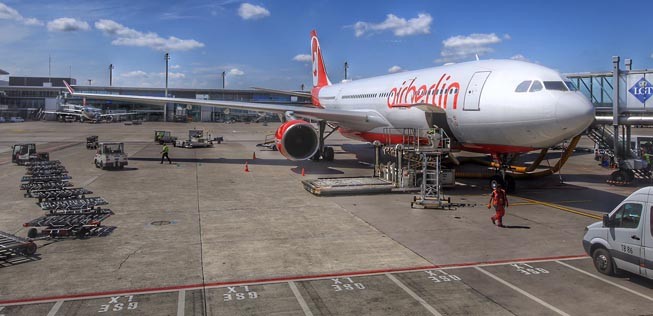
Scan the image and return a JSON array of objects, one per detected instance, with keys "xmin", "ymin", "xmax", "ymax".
[{"xmin": 387, "ymin": 73, "xmax": 460, "ymax": 110}]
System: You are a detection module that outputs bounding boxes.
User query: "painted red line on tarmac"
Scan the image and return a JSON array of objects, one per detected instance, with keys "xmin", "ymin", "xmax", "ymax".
[{"xmin": 0, "ymin": 254, "xmax": 588, "ymax": 306}]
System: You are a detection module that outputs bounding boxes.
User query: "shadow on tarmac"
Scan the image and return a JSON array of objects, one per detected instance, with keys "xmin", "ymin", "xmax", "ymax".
[
  {"xmin": 0, "ymin": 254, "xmax": 41, "ymax": 268},
  {"xmin": 129, "ymin": 156, "xmax": 360, "ymax": 175},
  {"xmin": 501, "ymin": 225, "xmax": 531, "ymax": 229},
  {"xmin": 618, "ymin": 273, "xmax": 653, "ymax": 289},
  {"xmin": 103, "ymin": 167, "xmax": 139, "ymax": 172},
  {"xmin": 142, "ymin": 142, "xmax": 634, "ymax": 214}
]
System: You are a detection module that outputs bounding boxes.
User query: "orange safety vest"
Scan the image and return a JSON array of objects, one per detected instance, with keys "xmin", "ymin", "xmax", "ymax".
[{"xmin": 491, "ymin": 189, "xmax": 507, "ymax": 207}]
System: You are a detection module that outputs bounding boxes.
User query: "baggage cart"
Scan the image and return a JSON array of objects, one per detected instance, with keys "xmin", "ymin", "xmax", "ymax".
[{"xmin": 0, "ymin": 230, "xmax": 37, "ymax": 257}]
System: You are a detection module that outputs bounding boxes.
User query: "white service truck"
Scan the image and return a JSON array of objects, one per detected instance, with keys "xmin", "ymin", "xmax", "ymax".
[{"xmin": 583, "ymin": 186, "xmax": 653, "ymax": 278}]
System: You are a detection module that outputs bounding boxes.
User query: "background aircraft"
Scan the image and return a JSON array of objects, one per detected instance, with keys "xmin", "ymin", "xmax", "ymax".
[{"xmin": 42, "ymin": 101, "xmax": 136, "ymax": 123}]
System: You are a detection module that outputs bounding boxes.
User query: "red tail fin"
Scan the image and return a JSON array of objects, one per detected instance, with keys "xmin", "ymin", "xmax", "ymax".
[{"xmin": 311, "ymin": 30, "xmax": 331, "ymax": 88}]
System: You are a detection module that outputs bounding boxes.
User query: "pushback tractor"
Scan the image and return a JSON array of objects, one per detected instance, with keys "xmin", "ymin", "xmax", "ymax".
[
  {"xmin": 94, "ymin": 142, "xmax": 128, "ymax": 170},
  {"xmin": 12, "ymin": 143, "xmax": 49, "ymax": 165}
]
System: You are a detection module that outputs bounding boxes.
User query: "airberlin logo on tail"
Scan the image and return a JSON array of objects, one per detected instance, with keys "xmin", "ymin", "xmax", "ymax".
[
  {"xmin": 387, "ymin": 74, "xmax": 460, "ymax": 110},
  {"xmin": 311, "ymin": 36, "xmax": 319, "ymax": 86},
  {"xmin": 311, "ymin": 34, "xmax": 329, "ymax": 88}
]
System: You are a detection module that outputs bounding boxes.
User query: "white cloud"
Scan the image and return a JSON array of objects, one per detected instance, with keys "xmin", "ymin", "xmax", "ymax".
[
  {"xmin": 121, "ymin": 70, "xmax": 148, "ymax": 78},
  {"xmin": 47, "ymin": 18, "xmax": 90, "ymax": 32},
  {"xmin": 0, "ymin": 3, "xmax": 43, "ymax": 26},
  {"xmin": 95, "ymin": 19, "xmax": 204, "ymax": 51},
  {"xmin": 388, "ymin": 65, "xmax": 403, "ymax": 73},
  {"xmin": 120, "ymin": 70, "xmax": 185, "ymax": 79},
  {"xmin": 238, "ymin": 3, "xmax": 270, "ymax": 20},
  {"xmin": 293, "ymin": 54, "xmax": 311, "ymax": 62},
  {"xmin": 436, "ymin": 33, "xmax": 507, "ymax": 63},
  {"xmin": 23, "ymin": 18, "xmax": 42, "ymax": 26},
  {"xmin": 170, "ymin": 64, "xmax": 181, "ymax": 69},
  {"xmin": 510, "ymin": 54, "xmax": 529, "ymax": 62},
  {"xmin": 354, "ymin": 13, "xmax": 431, "ymax": 37},
  {"xmin": 228, "ymin": 68, "xmax": 244, "ymax": 76},
  {"xmin": 161, "ymin": 72, "xmax": 185, "ymax": 79}
]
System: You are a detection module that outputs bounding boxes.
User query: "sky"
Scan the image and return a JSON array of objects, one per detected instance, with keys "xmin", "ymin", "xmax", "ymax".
[{"xmin": 0, "ymin": 0, "xmax": 650, "ymax": 90}]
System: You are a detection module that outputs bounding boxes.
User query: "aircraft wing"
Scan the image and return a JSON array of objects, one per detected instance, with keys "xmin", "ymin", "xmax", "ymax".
[
  {"xmin": 99, "ymin": 112, "xmax": 138, "ymax": 118},
  {"xmin": 251, "ymin": 87, "xmax": 312, "ymax": 98},
  {"xmin": 42, "ymin": 111, "xmax": 82, "ymax": 117},
  {"xmin": 68, "ymin": 91, "xmax": 389, "ymax": 130}
]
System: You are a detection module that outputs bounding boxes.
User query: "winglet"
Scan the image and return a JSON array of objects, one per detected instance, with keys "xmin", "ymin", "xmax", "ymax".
[{"xmin": 63, "ymin": 80, "xmax": 74, "ymax": 94}]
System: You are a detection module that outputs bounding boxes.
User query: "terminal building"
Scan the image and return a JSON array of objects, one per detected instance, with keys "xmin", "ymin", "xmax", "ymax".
[{"xmin": 0, "ymin": 73, "xmax": 310, "ymax": 122}]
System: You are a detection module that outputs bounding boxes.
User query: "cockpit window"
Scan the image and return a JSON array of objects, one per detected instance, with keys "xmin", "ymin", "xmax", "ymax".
[
  {"xmin": 544, "ymin": 81, "xmax": 568, "ymax": 91},
  {"xmin": 529, "ymin": 80, "xmax": 543, "ymax": 92},
  {"xmin": 564, "ymin": 81, "xmax": 577, "ymax": 91},
  {"xmin": 515, "ymin": 80, "xmax": 531, "ymax": 93}
]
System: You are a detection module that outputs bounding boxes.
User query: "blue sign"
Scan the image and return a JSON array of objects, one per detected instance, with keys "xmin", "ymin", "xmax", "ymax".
[{"xmin": 629, "ymin": 77, "xmax": 653, "ymax": 104}]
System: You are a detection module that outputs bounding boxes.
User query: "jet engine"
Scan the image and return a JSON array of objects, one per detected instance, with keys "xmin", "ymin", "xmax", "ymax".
[{"xmin": 274, "ymin": 119, "xmax": 319, "ymax": 160}]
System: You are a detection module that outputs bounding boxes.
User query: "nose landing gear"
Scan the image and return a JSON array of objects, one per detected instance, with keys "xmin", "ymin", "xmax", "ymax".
[
  {"xmin": 490, "ymin": 155, "xmax": 516, "ymax": 193},
  {"xmin": 490, "ymin": 174, "xmax": 516, "ymax": 192}
]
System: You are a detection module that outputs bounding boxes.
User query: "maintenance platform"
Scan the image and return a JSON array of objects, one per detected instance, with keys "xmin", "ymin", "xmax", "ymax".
[{"xmin": 0, "ymin": 121, "xmax": 652, "ymax": 315}]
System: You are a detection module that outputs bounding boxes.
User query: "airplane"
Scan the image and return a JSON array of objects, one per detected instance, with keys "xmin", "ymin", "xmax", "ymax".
[
  {"xmin": 42, "ymin": 100, "xmax": 136, "ymax": 123},
  {"xmin": 63, "ymin": 30, "xmax": 595, "ymax": 190}
]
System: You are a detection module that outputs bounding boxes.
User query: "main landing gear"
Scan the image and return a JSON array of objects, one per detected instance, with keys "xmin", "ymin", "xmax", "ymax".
[{"xmin": 311, "ymin": 120, "xmax": 339, "ymax": 162}]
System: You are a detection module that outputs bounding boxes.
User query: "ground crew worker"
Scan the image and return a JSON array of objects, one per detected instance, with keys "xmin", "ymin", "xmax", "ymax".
[
  {"xmin": 160, "ymin": 143, "xmax": 171, "ymax": 164},
  {"xmin": 488, "ymin": 182, "xmax": 509, "ymax": 227}
]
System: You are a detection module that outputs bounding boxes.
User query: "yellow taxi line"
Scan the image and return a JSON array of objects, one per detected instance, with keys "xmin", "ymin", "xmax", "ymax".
[
  {"xmin": 510, "ymin": 200, "xmax": 590, "ymax": 207},
  {"xmin": 515, "ymin": 197, "xmax": 603, "ymax": 220}
]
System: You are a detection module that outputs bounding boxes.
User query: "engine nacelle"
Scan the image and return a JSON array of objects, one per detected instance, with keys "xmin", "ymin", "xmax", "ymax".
[{"xmin": 275, "ymin": 119, "xmax": 319, "ymax": 160}]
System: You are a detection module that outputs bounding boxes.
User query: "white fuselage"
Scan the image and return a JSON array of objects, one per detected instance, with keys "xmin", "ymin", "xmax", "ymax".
[{"xmin": 315, "ymin": 60, "xmax": 595, "ymax": 153}]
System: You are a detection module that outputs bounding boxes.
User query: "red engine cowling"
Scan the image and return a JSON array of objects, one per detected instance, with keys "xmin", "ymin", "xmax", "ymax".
[{"xmin": 275, "ymin": 119, "xmax": 319, "ymax": 160}]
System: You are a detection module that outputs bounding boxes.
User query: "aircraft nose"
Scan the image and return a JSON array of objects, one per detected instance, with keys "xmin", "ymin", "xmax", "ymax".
[{"xmin": 554, "ymin": 93, "xmax": 595, "ymax": 135}]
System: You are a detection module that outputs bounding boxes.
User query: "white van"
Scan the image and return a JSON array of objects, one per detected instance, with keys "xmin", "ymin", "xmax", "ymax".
[{"xmin": 583, "ymin": 186, "xmax": 653, "ymax": 278}]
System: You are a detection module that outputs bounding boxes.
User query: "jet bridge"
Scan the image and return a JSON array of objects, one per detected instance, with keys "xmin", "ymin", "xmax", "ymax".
[{"xmin": 566, "ymin": 56, "xmax": 653, "ymax": 184}]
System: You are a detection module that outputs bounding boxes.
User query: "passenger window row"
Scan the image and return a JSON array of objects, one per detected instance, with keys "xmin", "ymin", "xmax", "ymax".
[
  {"xmin": 343, "ymin": 93, "xmax": 379, "ymax": 99},
  {"xmin": 350, "ymin": 88, "xmax": 460, "ymax": 99}
]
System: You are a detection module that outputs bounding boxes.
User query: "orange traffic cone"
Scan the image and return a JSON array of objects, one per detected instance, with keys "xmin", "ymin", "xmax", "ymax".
[
  {"xmin": 253, "ymin": 152, "xmax": 256, "ymax": 160},
  {"xmin": 244, "ymin": 161, "xmax": 250, "ymax": 172},
  {"xmin": 301, "ymin": 167, "xmax": 305, "ymax": 176}
]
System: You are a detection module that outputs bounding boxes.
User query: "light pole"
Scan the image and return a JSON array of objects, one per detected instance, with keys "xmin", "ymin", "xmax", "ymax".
[
  {"xmin": 221, "ymin": 71, "xmax": 226, "ymax": 89},
  {"xmin": 109, "ymin": 64, "xmax": 114, "ymax": 87},
  {"xmin": 87, "ymin": 79, "xmax": 92, "ymax": 86},
  {"xmin": 164, "ymin": 53, "xmax": 170, "ymax": 122},
  {"xmin": 344, "ymin": 61, "xmax": 349, "ymax": 80}
]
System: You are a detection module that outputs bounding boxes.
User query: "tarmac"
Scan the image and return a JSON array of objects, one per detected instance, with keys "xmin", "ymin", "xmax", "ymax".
[{"xmin": 0, "ymin": 121, "xmax": 652, "ymax": 315}]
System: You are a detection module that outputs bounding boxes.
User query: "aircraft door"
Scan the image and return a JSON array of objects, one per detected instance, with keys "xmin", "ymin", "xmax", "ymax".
[{"xmin": 463, "ymin": 71, "xmax": 491, "ymax": 111}]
